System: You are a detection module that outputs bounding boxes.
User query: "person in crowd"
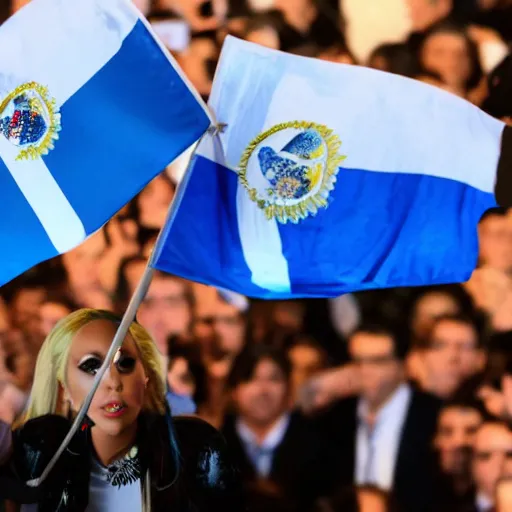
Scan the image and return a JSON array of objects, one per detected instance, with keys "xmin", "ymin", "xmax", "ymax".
[
  {"xmin": 61, "ymin": 232, "xmax": 113, "ymax": 310},
  {"xmin": 368, "ymin": 42, "xmax": 420, "ymax": 76},
  {"xmin": 287, "ymin": 336, "xmax": 328, "ymax": 403},
  {"xmin": 37, "ymin": 295, "xmax": 77, "ymax": 338},
  {"xmin": 417, "ymin": 20, "xmax": 484, "ymax": 99},
  {"xmin": 433, "ymin": 398, "xmax": 485, "ymax": 508},
  {"xmin": 166, "ymin": 341, "xmax": 207, "ymax": 415},
  {"xmin": 243, "ymin": 13, "xmax": 281, "ymax": 49},
  {"xmin": 471, "ymin": 420, "xmax": 512, "ymax": 511},
  {"xmin": 465, "ymin": 208, "xmax": 512, "ymax": 332},
  {"xmin": 414, "ymin": 314, "xmax": 487, "ymax": 399},
  {"xmin": 118, "ymin": 256, "xmax": 195, "ymax": 358},
  {"xmin": 0, "ymin": 309, "xmax": 243, "ymax": 510},
  {"xmin": 316, "ymin": 324, "xmax": 442, "ymax": 512},
  {"xmin": 221, "ymin": 344, "xmax": 332, "ymax": 511}
]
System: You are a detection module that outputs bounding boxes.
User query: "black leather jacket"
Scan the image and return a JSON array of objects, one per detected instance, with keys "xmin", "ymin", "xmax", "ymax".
[{"xmin": 0, "ymin": 413, "xmax": 245, "ymax": 511}]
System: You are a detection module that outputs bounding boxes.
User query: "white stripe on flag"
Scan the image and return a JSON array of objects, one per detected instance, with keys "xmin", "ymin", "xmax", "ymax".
[
  {"xmin": 0, "ymin": 0, "xmax": 138, "ymax": 105},
  {"xmin": 0, "ymin": 137, "xmax": 86, "ymax": 253}
]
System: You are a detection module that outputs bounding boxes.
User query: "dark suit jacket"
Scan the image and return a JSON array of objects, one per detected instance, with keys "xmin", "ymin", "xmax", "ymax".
[
  {"xmin": 316, "ymin": 386, "xmax": 442, "ymax": 512},
  {"xmin": 221, "ymin": 411, "xmax": 333, "ymax": 512}
]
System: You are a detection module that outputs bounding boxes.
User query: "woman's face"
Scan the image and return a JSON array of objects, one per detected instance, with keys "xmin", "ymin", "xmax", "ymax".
[
  {"xmin": 421, "ymin": 32, "xmax": 472, "ymax": 93},
  {"xmin": 65, "ymin": 320, "xmax": 147, "ymax": 438}
]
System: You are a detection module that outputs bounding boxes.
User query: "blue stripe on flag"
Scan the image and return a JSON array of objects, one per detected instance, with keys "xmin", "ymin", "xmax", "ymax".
[
  {"xmin": 0, "ymin": 159, "xmax": 58, "ymax": 282},
  {"xmin": 152, "ymin": 155, "xmax": 269, "ymax": 297},
  {"xmin": 278, "ymin": 168, "xmax": 496, "ymax": 296},
  {"xmin": 44, "ymin": 20, "xmax": 209, "ymax": 234},
  {"xmin": 152, "ymin": 156, "xmax": 496, "ymax": 298}
]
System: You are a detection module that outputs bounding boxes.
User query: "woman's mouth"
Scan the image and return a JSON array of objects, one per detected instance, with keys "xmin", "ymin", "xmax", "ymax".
[{"xmin": 102, "ymin": 402, "xmax": 127, "ymax": 418}]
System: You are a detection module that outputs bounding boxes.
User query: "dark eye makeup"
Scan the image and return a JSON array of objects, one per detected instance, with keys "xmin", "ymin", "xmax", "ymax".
[{"xmin": 77, "ymin": 353, "xmax": 137, "ymax": 376}]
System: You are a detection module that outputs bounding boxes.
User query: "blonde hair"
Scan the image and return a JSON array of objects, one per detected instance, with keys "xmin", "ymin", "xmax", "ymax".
[{"xmin": 21, "ymin": 309, "xmax": 167, "ymax": 424}]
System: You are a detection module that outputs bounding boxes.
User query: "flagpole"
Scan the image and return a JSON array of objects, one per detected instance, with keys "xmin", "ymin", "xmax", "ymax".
[{"xmin": 26, "ymin": 130, "xmax": 215, "ymax": 487}]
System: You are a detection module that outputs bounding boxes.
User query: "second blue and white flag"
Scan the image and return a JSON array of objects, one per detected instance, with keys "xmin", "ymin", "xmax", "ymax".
[{"xmin": 152, "ymin": 36, "xmax": 510, "ymax": 298}]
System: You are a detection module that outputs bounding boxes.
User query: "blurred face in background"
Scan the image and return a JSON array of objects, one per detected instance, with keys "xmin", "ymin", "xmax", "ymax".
[
  {"xmin": 62, "ymin": 233, "xmax": 106, "ymax": 292},
  {"xmin": 406, "ymin": 0, "xmax": 452, "ymax": 31},
  {"xmin": 411, "ymin": 291, "xmax": 460, "ymax": 341},
  {"xmin": 245, "ymin": 26, "xmax": 280, "ymax": 50},
  {"xmin": 421, "ymin": 31, "xmax": 473, "ymax": 95},
  {"xmin": 39, "ymin": 301, "xmax": 72, "ymax": 338},
  {"xmin": 473, "ymin": 423, "xmax": 512, "ymax": 502},
  {"xmin": 288, "ymin": 342, "xmax": 325, "ymax": 400},
  {"xmin": 234, "ymin": 358, "xmax": 289, "ymax": 427},
  {"xmin": 137, "ymin": 175, "xmax": 174, "ymax": 230},
  {"xmin": 179, "ymin": 37, "xmax": 217, "ymax": 97},
  {"xmin": 423, "ymin": 319, "xmax": 484, "ymax": 397},
  {"xmin": 136, "ymin": 275, "xmax": 193, "ymax": 356},
  {"xmin": 478, "ymin": 214, "xmax": 512, "ymax": 273},
  {"xmin": 10, "ymin": 287, "xmax": 45, "ymax": 334},
  {"xmin": 436, "ymin": 406, "xmax": 483, "ymax": 474},
  {"xmin": 349, "ymin": 332, "xmax": 404, "ymax": 409},
  {"xmin": 167, "ymin": 357, "xmax": 196, "ymax": 397}
]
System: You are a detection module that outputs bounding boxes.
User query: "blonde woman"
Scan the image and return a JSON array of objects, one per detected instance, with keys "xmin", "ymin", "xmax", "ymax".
[{"xmin": 0, "ymin": 309, "xmax": 243, "ymax": 511}]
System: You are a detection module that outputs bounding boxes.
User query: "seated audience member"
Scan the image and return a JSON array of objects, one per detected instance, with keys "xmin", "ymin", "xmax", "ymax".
[
  {"xmin": 433, "ymin": 398, "xmax": 485, "ymax": 508},
  {"xmin": 415, "ymin": 314, "xmax": 487, "ymax": 399},
  {"xmin": 317, "ymin": 324, "xmax": 441, "ymax": 512},
  {"xmin": 221, "ymin": 344, "xmax": 331, "ymax": 511},
  {"xmin": 471, "ymin": 420, "xmax": 512, "ymax": 511}
]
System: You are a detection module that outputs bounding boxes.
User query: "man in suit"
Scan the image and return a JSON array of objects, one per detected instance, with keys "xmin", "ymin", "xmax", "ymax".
[
  {"xmin": 221, "ymin": 344, "xmax": 331, "ymax": 511},
  {"xmin": 317, "ymin": 324, "xmax": 442, "ymax": 511}
]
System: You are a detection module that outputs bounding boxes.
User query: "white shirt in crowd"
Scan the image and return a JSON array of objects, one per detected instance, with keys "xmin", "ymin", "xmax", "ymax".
[
  {"xmin": 355, "ymin": 383, "xmax": 412, "ymax": 490},
  {"xmin": 236, "ymin": 414, "xmax": 291, "ymax": 478},
  {"xmin": 476, "ymin": 491, "xmax": 494, "ymax": 512}
]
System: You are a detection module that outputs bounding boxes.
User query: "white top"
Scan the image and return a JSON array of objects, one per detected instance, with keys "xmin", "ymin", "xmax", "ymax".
[
  {"xmin": 21, "ymin": 459, "xmax": 143, "ymax": 512},
  {"xmin": 354, "ymin": 383, "xmax": 412, "ymax": 490},
  {"xmin": 236, "ymin": 414, "xmax": 291, "ymax": 478}
]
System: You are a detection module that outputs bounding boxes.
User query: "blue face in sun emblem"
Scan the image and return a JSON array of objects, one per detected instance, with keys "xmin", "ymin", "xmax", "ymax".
[
  {"xmin": 238, "ymin": 121, "xmax": 346, "ymax": 224},
  {"xmin": 0, "ymin": 82, "xmax": 61, "ymax": 160}
]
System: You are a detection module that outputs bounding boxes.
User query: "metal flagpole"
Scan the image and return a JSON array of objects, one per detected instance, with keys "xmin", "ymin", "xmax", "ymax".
[{"xmin": 26, "ymin": 129, "xmax": 218, "ymax": 487}]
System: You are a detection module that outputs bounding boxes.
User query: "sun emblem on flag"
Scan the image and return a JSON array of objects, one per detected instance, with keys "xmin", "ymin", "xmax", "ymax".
[
  {"xmin": 0, "ymin": 82, "xmax": 61, "ymax": 161},
  {"xmin": 238, "ymin": 121, "xmax": 346, "ymax": 224}
]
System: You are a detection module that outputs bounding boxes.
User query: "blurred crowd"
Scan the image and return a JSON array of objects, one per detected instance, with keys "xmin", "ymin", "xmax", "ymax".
[{"xmin": 2, "ymin": 0, "xmax": 512, "ymax": 511}]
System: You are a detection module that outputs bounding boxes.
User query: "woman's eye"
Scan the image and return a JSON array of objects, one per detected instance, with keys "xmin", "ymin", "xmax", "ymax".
[
  {"xmin": 116, "ymin": 355, "xmax": 136, "ymax": 374},
  {"xmin": 78, "ymin": 356, "xmax": 102, "ymax": 376}
]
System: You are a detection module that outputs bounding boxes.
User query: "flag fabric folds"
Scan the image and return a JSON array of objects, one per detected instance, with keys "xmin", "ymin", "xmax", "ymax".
[
  {"xmin": 151, "ymin": 36, "xmax": 510, "ymax": 299},
  {"xmin": 0, "ymin": 0, "xmax": 210, "ymax": 286}
]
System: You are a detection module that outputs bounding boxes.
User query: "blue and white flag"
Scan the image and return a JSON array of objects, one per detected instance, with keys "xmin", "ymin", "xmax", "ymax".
[
  {"xmin": 0, "ymin": 0, "xmax": 210, "ymax": 286},
  {"xmin": 151, "ymin": 36, "xmax": 512, "ymax": 299}
]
